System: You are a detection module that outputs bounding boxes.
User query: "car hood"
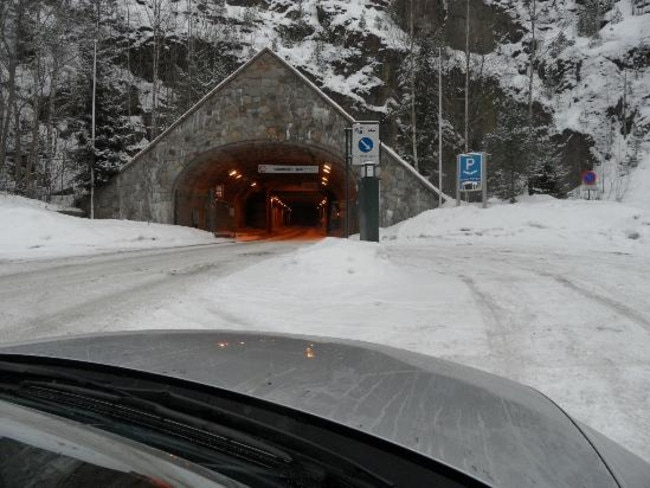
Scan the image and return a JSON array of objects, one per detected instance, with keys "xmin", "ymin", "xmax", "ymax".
[{"xmin": 1, "ymin": 330, "xmax": 648, "ymax": 488}]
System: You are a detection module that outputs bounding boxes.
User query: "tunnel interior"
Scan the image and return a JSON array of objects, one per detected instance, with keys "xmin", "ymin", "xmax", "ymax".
[{"xmin": 174, "ymin": 142, "xmax": 356, "ymax": 239}]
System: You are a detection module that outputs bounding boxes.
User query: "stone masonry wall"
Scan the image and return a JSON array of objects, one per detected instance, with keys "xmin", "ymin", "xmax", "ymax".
[{"xmin": 95, "ymin": 49, "xmax": 443, "ymax": 227}]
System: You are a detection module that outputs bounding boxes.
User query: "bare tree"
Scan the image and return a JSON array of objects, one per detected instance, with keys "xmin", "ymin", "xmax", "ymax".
[
  {"xmin": 0, "ymin": 0, "xmax": 24, "ymax": 184},
  {"xmin": 409, "ymin": 0, "xmax": 419, "ymax": 172},
  {"xmin": 143, "ymin": 0, "xmax": 172, "ymax": 140},
  {"xmin": 527, "ymin": 0, "xmax": 537, "ymax": 137}
]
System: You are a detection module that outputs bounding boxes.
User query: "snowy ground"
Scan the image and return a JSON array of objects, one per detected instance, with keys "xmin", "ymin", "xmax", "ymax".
[
  {"xmin": 1, "ymin": 191, "xmax": 649, "ymax": 464},
  {"xmin": 0, "ymin": 194, "xmax": 219, "ymax": 260}
]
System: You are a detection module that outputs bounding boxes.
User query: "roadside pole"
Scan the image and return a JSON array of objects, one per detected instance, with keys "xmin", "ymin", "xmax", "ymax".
[
  {"xmin": 482, "ymin": 153, "xmax": 488, "ymax": 209},
  {"xmin": 456, "ymin": 155, "xmax": 461, "ymax": 206},
  {"xmin": 344, "ymin": 127, "xmax": 352, "ymax": 238},
  {"xmin": 438, "ymin": 46, "xmax": 443, "ymax": 208}
]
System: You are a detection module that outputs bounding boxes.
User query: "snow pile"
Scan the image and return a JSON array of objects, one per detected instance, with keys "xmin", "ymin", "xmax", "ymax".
[
  {"xmin": 0, "ymin": 195, "xmax": 218, "ymax": 260},
  {"xmin": 384, "ymin": 195, "xmax": 650, "ymax": 254},
  {"xmin": 202, "ymin": 237, "xmax": 396, "ymax": 295},
  {"xmin": 132, "ymin": 237, "xmax": 466, "ymax": 346}
]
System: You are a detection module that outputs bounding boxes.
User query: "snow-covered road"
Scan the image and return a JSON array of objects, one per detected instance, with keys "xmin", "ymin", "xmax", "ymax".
[
  {"xmin": 384, "ymin": 243, "xmax": 650, "ymax": 462},
  {"xmin": 0, "ymin": 241, "xmax": 303, "ymax": 343},
  {"xmin": 1, "ymin": 193, "xmax": 649, "ymax": 463}
]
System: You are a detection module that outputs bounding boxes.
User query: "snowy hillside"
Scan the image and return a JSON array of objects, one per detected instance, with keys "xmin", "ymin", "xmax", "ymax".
[{"xmin": 0, "ymin": 0, "xmax": 648, "ymax": 206}]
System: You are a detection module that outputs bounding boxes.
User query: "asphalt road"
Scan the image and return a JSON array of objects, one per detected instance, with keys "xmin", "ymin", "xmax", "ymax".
[{"xmin": 0, "ymin": 240, "xmax": 305, "ymax": 344}]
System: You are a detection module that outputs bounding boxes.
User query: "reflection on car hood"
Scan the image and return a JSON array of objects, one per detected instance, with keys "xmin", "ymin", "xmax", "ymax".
[{"xmin": 1, "ymin": 330, "xmax": 648, "ymax": 488}]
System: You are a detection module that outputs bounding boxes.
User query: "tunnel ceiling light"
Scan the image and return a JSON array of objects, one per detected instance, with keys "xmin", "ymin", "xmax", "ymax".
[
  {"xmin": 235, "ymin": 174, "xmax": 243, "ymax": 179},
  {"xmin": 229, "ymin": 169, "xmax": 238, "ymax": 177},
  {"xmin": 323, "ymin": 167, "xmax": 331, "ymax": 174},
  {"xmin": 251, "ymin": 182, "xmax": 257, "ymax": 187}
]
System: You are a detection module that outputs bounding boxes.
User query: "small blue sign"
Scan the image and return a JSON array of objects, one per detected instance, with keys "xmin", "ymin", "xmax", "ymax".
[
  {"xmin": 582, "ymin": 170, "xmax": 597, "ymax": 185},
  {"xmin": 459, "ymin": 153, "xmax": 483, "ymax": 183},
  {"xmin": 358, "ymin": 137, "xmax": 374, "ymax": 153}
]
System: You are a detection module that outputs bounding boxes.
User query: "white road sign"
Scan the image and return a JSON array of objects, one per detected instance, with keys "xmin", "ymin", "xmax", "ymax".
[
  {"xmin": 352, "ymin": 122, "xmax": 380, "ymax": 166},
  {"xmin": 258, "ymin": 165, "xmax": 319, "ymax": 174}
]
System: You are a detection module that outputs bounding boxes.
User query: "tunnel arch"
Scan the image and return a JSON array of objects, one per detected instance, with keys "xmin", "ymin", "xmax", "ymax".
[{"xmin": 173, "ymin": 141, "xmax": 355, "ymax": 236}]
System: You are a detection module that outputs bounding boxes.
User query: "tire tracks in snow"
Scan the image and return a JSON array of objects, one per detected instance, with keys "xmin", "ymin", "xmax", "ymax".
[
  {"xmin": 458, "ymin": 274, "xmax": 523, "ymax": 379},
  {"xmin": 0, "ymin": 241, "xmax": 303, "ymax": 343},
  {"xmin": 500, "ymin": 260, "xmax": 650, "ymax": 453},
  {"xmin": 534, "ymin": 271, "xmax": 650, "ymax": 334}
]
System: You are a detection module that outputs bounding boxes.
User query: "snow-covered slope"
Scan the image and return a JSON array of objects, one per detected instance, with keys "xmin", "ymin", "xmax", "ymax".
[
  {"xmin": 2, "ymin": 0, "xmax": 649, "ymax": 210},
  {"xmin": 118, "ymin": 0, "xmax": 650, "ymax": 204},
  {"xmin": 0, "ymin": 195, "xmax": 217, "ymax": 260}
]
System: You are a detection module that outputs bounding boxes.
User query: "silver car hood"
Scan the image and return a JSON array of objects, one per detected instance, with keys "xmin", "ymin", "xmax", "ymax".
[{"xmin": 1, "ymin": 330, "xmax": 648, "ymax": 488}]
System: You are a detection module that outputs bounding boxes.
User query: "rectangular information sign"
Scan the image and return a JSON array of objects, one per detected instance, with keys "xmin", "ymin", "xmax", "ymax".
[
  {"xmin": 352, "ymin": 122, "xmax": 380, "ymax": 166},
  {"xmin": 258, "ymin": 165, "xmax": 319, "ymax": 174},
  {"xmin": 457, "ymin": 153, "xmax": 484, "ymax": 191}
]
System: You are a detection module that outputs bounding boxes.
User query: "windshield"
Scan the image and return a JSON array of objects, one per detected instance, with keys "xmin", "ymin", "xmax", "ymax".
[
  {"xmin": 0, "ymin": 355, "xmax": 490, "ymax": 488},
  {"xmin": 1, "ymin": 400, "xmax": 240, "ymax": 488}
]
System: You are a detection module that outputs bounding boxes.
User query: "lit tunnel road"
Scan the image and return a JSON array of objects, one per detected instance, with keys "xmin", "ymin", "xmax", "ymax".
[{"xmin": 173, "ymin": 142, "xmax": 356, "ymax": 240}]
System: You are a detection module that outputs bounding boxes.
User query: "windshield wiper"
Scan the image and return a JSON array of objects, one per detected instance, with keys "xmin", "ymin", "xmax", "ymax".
[{"xmin": 0, "ymin": 359, "xmax": 390, "ymax": 488}]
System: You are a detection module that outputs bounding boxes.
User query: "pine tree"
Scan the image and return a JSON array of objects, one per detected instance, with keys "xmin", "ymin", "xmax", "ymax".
[
  {"xmin": 72, "ymin": 43, "xmax": 144, "ymax": 189},
  {"xmin": 483, "ymin": 100, "xmax": 532, "ymax": 202},
  {"xmin": 527, "ymin": 136, "xmax": 569, "ymax": 198}
]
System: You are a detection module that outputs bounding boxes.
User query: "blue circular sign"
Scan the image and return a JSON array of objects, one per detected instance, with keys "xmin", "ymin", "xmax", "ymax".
[
  {"xmin": 358, "ymin": 137, "xmax": 374, "ymax": 153},
  {"xmin": 582, "ymin": 170, "xmax": 597, "ymax": 185}
]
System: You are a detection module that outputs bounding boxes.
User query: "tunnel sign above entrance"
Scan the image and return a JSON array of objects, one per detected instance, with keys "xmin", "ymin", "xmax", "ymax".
[
  {"xmin": 258, "ymin": 165, "xmax": 319, "ymax": 174},
  {"xmin": 352, "ymin": 122, "xmax": 380, "ymax": 166}
]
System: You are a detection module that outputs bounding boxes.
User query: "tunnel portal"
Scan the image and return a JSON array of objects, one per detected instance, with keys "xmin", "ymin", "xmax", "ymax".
[
  {"xmin": 93, "ymin": 49, "xmax": 443, "ymax": 235},
  {"xmin": 174, "ymin": 142, "xmax": 355, "ymax": 238}
]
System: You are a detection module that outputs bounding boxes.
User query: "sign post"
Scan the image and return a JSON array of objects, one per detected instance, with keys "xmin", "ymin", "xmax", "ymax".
[
  {"xmin": 457, "ymin": 152, "xmax": 487, "ymax": 208},
  {"xmin": 581, "ymin": 170, "xmax": 598, "ymax": 200},
  {"xmin": 352, "ymin": 121, "xmax": 380, "ymax": 242},
  {"xmin": 344, "ymin": 127, "xmax": 352, "ymax": 238}
]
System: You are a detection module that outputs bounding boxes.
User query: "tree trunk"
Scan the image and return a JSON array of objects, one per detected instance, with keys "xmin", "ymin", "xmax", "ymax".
[
  {"xmin": 26, "ymin": 26, "xmax": 43, "ymax": 198},
  {"xmin": 0, "ymin": 61, "xmax": 16, "ymax": 181},
  {"xmin": 13, "ymin": 104, "xmax": 22, "ymax": 192},
  {"xmin": 528, "ymin": 0, "xmax": 536, "ymax": 136},
  {"xmin": 44, "ymin": 65, "xmax": 59, "ymax": 201},
  {"xmin": 409, "ymin": 0, "xmax": 418, "ymax": 172}
]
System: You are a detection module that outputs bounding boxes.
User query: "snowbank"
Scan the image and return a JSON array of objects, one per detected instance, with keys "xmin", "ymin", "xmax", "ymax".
[
  {"xmin": 0, "ymin": 195, "xmax": 219, "ymax": 260},
  {"xmin": 383, "ymin": 195, "xmax": 650, "ymax": 255}
]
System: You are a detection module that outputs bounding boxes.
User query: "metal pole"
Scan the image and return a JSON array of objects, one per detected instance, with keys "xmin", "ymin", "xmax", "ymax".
[
  {"xmin": 438, "ymin": 47, "xmax": 443, "ymax": 208},
  {"xmin": 345, "ymin": 127, "xmax": 352, "ymax": 238},
  {"xmin": 90, "ymin": 39, "xmax": 97, "ymax": 220},
  {"xmin": 623, "ymin": 69, "xmax": 627, "ymax": 140},
  {"xmin": 456, "ymin": 155, "xmax": 461, "ymax": 206},
  {"xmin": 482, "ymin": 153, "xmax": 488, "ymax": 208},
  {"xmin": 464, "ymin": 0, "xmax": 470, "ymax": 153}
]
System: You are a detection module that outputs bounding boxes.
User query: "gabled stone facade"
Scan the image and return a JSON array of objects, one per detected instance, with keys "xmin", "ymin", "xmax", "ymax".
[{"xmin": 94, "ymin": 49, "xmax": 446, "ymax": 230}]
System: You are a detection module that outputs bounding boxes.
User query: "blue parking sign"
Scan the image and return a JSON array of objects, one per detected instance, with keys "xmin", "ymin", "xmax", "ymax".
[
  {"xmin": 457, "ymin": 152, "xmax": 488, "ymax": 206},
  {"xmin": 459, "ymin": 153, "xmax": 482, "ymax": 183}
]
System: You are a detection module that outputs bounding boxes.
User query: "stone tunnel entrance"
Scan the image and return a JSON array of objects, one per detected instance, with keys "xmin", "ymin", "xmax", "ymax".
[
  {"xmin": 93, "ymin": 49, "xmax": 444, "ymax": 234},
  {"xmin": 174, "ymin": 141, "xmax": 356, "ymax": 238}
]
